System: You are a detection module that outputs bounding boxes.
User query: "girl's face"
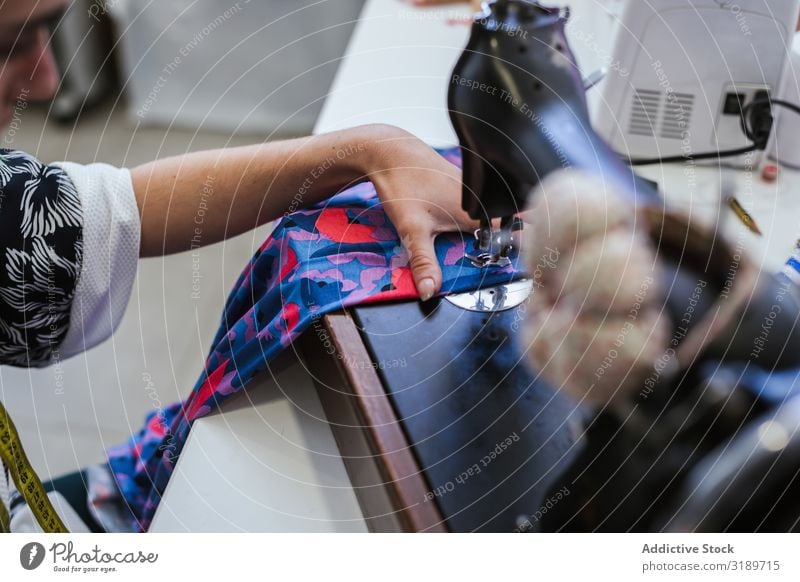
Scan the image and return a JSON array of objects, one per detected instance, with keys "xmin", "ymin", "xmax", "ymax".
[{"xmin": 0, "ymin": 0, "xmax": 66, "ymax": 127}]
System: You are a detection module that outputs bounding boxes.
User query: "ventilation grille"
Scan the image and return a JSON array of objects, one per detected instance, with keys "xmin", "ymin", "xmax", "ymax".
[
  {"xmin": 627, "ymin": 89, "xmax": 695, "ymax": 141},
  {"xmin": 628, "ymin": 89, "xmax": 661, "ymax": 137},
  {"xmin": 661, "ymin": 92, "xmax": 694, "ymax": 140}
]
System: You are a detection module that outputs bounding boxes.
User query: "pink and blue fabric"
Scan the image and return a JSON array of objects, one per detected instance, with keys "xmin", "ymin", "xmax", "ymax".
[{"xmin": 107, "ymin": 148, "xmax": 524, "ymax": 531}]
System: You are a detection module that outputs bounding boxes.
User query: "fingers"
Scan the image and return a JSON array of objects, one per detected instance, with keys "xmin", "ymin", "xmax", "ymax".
[{"xmin": 400, "ymin": 225, "xmax": 443, "ymax": 301}]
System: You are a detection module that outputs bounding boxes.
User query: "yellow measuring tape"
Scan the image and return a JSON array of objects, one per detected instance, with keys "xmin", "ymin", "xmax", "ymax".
[{"xmin": 0, "ymin": 399, "xmax": 68, "ymax": 533}]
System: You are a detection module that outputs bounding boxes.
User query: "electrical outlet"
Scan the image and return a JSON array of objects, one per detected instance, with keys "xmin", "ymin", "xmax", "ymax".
[{"xmin": 716, "ymin": 84, "xmax": 771, "ymax": 149}]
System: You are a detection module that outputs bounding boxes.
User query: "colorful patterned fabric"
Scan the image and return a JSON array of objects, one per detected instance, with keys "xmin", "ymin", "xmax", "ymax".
[{"xmin": 107, "ymin": 148, "xmax": 524, "ymax": 531}]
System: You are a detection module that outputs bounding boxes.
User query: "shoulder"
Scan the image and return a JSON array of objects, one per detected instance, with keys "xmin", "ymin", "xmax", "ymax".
[{"xmin": 0, "ymin": 149, "xmax": 82, "ymax": 237}]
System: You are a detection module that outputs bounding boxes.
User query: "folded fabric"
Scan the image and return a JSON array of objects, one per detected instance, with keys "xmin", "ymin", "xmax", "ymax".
[{"xmin": 107, "ymin": 148, "xmax": 523, "ymax": 531}]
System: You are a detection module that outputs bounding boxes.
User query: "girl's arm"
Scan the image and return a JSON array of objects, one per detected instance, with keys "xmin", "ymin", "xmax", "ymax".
[{"xmin": 132, "ymin": 124, "xmax": 475, "ymax": 300}]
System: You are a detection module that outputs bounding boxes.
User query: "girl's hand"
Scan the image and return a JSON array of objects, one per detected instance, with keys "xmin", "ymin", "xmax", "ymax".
[{"xmin": 359, "ymin": 125, "xmax": 476, "ymax": 300}]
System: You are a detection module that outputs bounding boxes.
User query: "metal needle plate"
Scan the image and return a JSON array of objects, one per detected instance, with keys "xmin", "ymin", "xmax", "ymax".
[{"xmin": 444, "ymin": 279, "xmax": 533, "ymax": 312}]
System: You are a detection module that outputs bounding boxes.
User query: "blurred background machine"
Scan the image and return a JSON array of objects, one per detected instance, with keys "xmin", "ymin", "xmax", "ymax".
[
  {"xmin": 593, "ymin": 0, "xmax": 800, "ymax": 167},
  {"xmin": 107, "ymin": 0, "xmax": 365, "ymax": 134},
  {"xmin": 51, "ymin": 0, "xmax": 365, "ymax": 134}
]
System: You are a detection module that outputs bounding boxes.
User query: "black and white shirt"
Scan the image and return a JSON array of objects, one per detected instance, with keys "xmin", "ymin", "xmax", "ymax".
[{"xmin": 0, "ymin": 149, "xmax": 140, "ymax": 367}]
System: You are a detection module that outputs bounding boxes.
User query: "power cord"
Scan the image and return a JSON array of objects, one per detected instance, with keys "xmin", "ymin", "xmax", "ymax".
[
  {"xmin": 627, "ymin": 144, "xmax": 759, "ymax": 166},
  {"xmin": 625, "ymin": 98, "xmax": 800, "ymax": 166}
]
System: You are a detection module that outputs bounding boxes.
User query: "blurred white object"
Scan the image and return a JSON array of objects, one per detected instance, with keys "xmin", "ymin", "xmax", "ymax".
[
  {"xmin": 593, "ymin": 0, "xmax": 800, "ymax": 167},
  {"xmin": 522, "ymin": 170, "xmax": 669, "ymax": 407},
  {"xmin": 770, "ymin": 34, "xmax": 800, "ymax": 169},
  {"xmin": 108, "ymin": 0, "xmax": 365, "ymax": 134}
]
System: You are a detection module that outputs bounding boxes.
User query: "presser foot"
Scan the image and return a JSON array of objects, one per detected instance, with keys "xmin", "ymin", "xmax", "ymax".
[
  {"xmin": 447, "ymin": 216, "xmax": 531, "ymax": 312},
  {"xmin": 464, "ymin": 217, "xmax": 523, "ymax": 269}
]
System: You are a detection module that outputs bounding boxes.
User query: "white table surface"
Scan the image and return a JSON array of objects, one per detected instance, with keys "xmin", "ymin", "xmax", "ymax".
[
  {"xmin": 151, "ymin": 0, "xmax": 800, "ymax": 532},
  {"xmin": 150, "ymin": 354, "xmax": 367, "ymax": 532}
]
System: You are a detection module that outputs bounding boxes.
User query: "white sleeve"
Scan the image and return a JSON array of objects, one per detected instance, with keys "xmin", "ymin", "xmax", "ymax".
[{"xmin": 52, "ymin": 162, "xmax": 141, "ymax": 359}]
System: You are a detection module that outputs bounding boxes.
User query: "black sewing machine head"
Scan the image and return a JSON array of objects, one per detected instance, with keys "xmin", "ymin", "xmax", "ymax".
[{"xmin": 448, "ymin": 0, "xmax": 657, "ymax": 267}]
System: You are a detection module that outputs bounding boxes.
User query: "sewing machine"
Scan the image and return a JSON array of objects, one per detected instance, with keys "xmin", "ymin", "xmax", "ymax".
[
  {"xmin": 445, "ymin": 0, "xmax": 800, "ymax": 531},
  {"xmin": 448, "ymin": 0, "xmax": 800, "ymax": 363},
  {"xmin": 448, "ymin": 1, "xmax": 655, "ymax": 268}
]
